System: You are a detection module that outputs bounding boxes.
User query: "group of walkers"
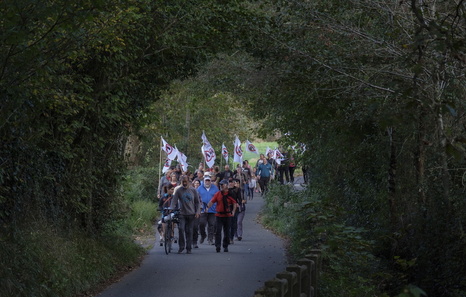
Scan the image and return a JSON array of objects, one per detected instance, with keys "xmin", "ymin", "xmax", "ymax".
[
  {"xmin": 155, "ymin": 149, "xmax": 302, "ymax": 254},
  {"xmin": 157, "ymin": 162, "xmax": 252, "ymax": 254}
]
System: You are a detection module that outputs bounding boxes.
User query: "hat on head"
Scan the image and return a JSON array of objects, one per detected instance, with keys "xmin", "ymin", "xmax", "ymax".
[
  {"xmin": 219, "ymin": 179, "xmax": 228, "ymax": 185},
  {"xmin": 204, "ymin": 176, "xmax": 211, "ymax": 181}
]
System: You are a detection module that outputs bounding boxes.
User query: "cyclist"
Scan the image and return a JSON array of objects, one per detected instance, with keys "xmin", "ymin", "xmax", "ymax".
[{"xmin": 158, "ymin": 184, "xmax": 175, "ymax": 246}]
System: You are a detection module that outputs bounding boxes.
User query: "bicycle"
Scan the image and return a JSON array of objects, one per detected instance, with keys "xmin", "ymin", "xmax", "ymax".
[{"xmin": 163, "ymin": 209, "xmax": 180, "ymax": 255}]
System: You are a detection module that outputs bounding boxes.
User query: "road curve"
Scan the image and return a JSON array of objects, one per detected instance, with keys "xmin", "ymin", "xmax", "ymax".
[{"xmin": 97, "ymin": 192, "xmax": 288, "ymax": 297}]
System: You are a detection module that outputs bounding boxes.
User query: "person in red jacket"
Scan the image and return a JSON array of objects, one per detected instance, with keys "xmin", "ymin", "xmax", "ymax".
[{"xmin": 207, "ymin": 179, "xmax": 237, "ymax": 253}]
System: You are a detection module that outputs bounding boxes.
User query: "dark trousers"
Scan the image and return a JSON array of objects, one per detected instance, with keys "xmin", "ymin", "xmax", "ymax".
[
  {"xmin": 259, "ymin": 176, "xmax": 270, "ymax": 194},
  {"xmin": 278, "ymin": 166, "xmax": 289, "ymax": 184},
  {"xmin": 193, "ymin": 215, "xmax": 200, "ymax": 244},
  {"xmin": 289, "ymin": 166, "xmax": 296, "ymax": 183},
  {"xmin": 199, "ymin": 213, "xmax": 216, "ymax": 242},
  {"xmin": 229, "ymin": 210, "xmax": 239, "ymax": 240},
  {"xmin": 178, "ymin": 214, "xmax": 195, "ymax": 251},
  {"xmin": 215, "ymin": 216, "xmax": 232, "ymax": 249}
]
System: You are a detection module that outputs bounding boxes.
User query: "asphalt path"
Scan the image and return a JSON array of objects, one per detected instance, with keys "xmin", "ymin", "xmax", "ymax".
[{"xmin": 97, "ymin": 189, "xmax": 290, "ymax": 297}]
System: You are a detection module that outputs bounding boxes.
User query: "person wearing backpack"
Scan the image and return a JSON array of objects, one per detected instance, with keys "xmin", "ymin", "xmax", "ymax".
[{"xmin": 207, "ymin": 179, "xmax": 237, "ymax": 253}]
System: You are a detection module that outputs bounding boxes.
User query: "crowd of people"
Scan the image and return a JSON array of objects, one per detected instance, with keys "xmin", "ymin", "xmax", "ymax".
[{"xmin": 156, "ymin": 151, "xmax": 301, "ymax": 254}]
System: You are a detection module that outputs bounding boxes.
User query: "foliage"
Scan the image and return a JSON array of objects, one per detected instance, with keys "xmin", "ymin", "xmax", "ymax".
[
  {"xmin": 240, "ymin": 0, "xmax": 466, "ymax": 296},
  {"xmin": 261, "ymin": 184, "xmax": 385, "ymax": 296},
  {"xmin": 0, "ymin": 224, "xmax": 142, "ymax": 297}
]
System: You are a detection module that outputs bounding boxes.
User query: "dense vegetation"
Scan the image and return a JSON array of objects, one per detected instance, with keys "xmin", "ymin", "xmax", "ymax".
[{"xmin": 1, "ymin": 0, "xmax": 465, "ymax": 296}]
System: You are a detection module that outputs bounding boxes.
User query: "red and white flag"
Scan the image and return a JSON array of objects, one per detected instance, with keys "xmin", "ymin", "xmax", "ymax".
[
  {"xmin": 202, "ymin": 144, "xmax": 216, "ymax": 168},
  {"xmin": 233, "ymin": 136, "xmax": 243, "ymax": 163},
  {"xmin": 265, "ymin": 146, "xmax": 273, "ymax": 157},
  {"xmin": 245, "ymin": 140, "xmax": 259, "ymax": 154},
  {"xmin": 162, "ymin": 158, "xmax": 171, "ymax": 173},
  {"xmin": 161, "ymin": 137, "xmax": 178, "ymax": 161},
  {"xmin": 201, "ymin": 132, "xmax": 216, "ymax": 168},
  {"xmin": 221, "ymin": 143, "xmax": 229, "ymax": 163}
]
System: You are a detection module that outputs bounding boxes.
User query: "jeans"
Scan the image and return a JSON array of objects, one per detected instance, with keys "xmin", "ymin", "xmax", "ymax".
[{"xmin": 178, "ymin": 214, "xmax": 195, "ymax": 251}]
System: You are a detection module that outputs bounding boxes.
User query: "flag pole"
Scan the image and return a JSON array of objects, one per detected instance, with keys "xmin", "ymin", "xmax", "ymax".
[{"xmin": 158, "ymin": 136, "xmax": 163, "ymax": 199}]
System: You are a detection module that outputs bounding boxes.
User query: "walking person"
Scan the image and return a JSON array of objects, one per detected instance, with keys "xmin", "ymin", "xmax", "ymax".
[
  {"xmin": 192, "ymin": 179, "xmax": 201, "ymax": 248},
  {"xmin": 197, "ymin": 175, "xmax": 219, "ymax": 245},
  {"xmin": 288, "ymin": 153, "xmax": 296, "ymax": 184},
  {"xmin": 169, "ymin": 175, "xmax": 201, "ymax": 254},
  {"xmin": 236, "ymin": 183, "xmax": 247, "ymax": 241},
  {"xmin": 257, "ymin": 158, "xmax": 272, "ymax": 195},
  {"xmin": 157, "ymin": 184, "xmax": 175, "ymax": 246},
  {"xmin": 228, "ymin": 178, "xmax": 242, "ymax": 244},
  {"xmin": 207, "ymin": 180, "xmax": 237, "ymax": 253}
]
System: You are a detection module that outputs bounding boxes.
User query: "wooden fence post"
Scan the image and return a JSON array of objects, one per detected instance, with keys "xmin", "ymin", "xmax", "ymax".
[
  {"xmin": 296, "ymin": 258, "xmax": 313, "ymax": 297},
  {"xmin": 265, "ymin": 278, "xmax": 288, "ymax": 297},
  {"xmin": 276, "ymin": 270, "xmax": 297, "ymax": 297},
  {"xmin": 287, "ymin": 263, "xmax": 308, "ymax": 297},
  {"xmin": 305, "ymin": 253, "xmax": 320, "ymax": 297}
]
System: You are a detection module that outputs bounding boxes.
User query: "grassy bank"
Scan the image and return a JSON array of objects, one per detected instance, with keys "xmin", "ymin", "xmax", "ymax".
[{"xmin": 0, "ymin": 168, "xmax": 159, "ymax": 297}]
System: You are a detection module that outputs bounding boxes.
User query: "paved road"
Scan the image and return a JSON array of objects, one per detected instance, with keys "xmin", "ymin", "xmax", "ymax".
[{"xmin": 97, "ymin": 190, "xmax": 288, "ymax": 297}]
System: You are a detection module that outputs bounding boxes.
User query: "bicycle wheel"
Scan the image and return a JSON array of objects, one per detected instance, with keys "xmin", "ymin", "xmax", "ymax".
[{"xmin": 164, "ymin": 222, "xmax": 172, "ymax": 255}]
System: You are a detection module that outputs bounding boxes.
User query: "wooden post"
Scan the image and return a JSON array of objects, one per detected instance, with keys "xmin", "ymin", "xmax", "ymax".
[
  {"xmin": 265, "ymin": 278, "xmax": 288, "ymax": 297},
  {"xmin": 277, "ymin": 270, "xmax": 296, "ymax": 297},
  {"xmin": 286, "ymin": 264, "xmax": 307, "ymax": 296},
  {"xmin": 296, "ymin": 258, "xmax": 312, "ymax": 297}
]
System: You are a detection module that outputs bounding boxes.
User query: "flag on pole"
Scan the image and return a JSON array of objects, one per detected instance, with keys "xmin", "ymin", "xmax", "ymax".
[
  {"xmin": 221, "ymin": 143, "xmax": 229, "ymax": 163},
  {"xmin": 265, "ymin": 146, "xmax": 273, "ymax": 157},
  {"xmin": 202, "ymin": 144, "xmax": 216, "ymax": 168},
  {"xmin": 233, "ymin": 136, "xmax": 243, "ymax": 163},
  {"xmin": 161, "ymin": 137, "xmax": 178, "ymax": 160},
  {"xmin": 175, "ymin": 146, "xmax": 189, "ymax": 172},
  {"xmin": 245, "ymin": 140, "xmax": 259, "ymax": 154},
  {"xmin": 201, "ymin": 132, "xmax": 216, "ymax": 168},
  {"xmin": 274, "ymin": 148, "xmax": 285, "ymax": 165},
  {"xmin": 201, "ymin": 131, "xmax": 211, "ymax": 146},
  {"xmin": 162, "ymin": 158, "xmax": 171, "ymax": 173}
]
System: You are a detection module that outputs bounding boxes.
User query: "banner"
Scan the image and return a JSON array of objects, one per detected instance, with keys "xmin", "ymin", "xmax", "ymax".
[
  {"xmin": 161, "ymin": 137, "xmax": 178, "ymax": 161},
  {"xmin": 233, "ymin": 136, "xmax": 243, "ymax": 163},
  {"xmin": 176, "ymin": 146, "xmax": 189, "ymax": 172},
  {"xmin": 162, "ymin": 158, "xmax": 171, "ymax": 173},
  {"xmin": 202, "ymin": 144, "xmax": 216, "ymax": 168},
  {"xmin": 221, "ymin": 143, "xmax": 229, "ymax": 163},
  {"xmin": 245, "ymin": 140, "xmax": 259, "ymax": 154},
  {"xmin": 201, "ymin": 132, "xmax": 216, "ymax": 168}
]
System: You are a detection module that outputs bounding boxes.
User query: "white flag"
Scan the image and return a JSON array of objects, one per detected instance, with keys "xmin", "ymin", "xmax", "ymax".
[
  {"xmin": 265, "ymin": 146, "xmax": 273, "ymax": 157},
  {"xmin": 222, "ymin": 143, "xmax": 229, "ymax": 163},
  {"xmin": 175, "ymin": 146, "xmax": 189, "ymax": 172},
  {"xmin": 161, "ymin": 137, "xmax": 178, "ymax": 161},
  {"xmin": 162, "ymin": 158, "xmax": 171, "ymax": 173},
  {"xmin": 202, "ymin": 144, "xmax": 216, "ymax": 168},
  {"xmin": 275, "ymin": 148, "xmax": 284, "ymax": 165},
  {"xmin": 245, "ymin": 140, "xmax": 259, "ymax": 154},
  {"xmin": 233, "ymin": 136, "xmax": 243, "ymax": 163},
  {"xmin": 201, "ymin": 131, "xmax": 211, "ymax": 146}
]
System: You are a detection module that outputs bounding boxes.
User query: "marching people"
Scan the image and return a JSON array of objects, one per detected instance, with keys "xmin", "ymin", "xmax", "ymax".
[
  {"xmin": 157, "ymin": 184, "xmax": 175, "ymax": 246},
  {"xmin": 257, "ymin": 157, "xmax": 272, "ymax": 195},
  {"xmin": 241, "ymin": 160, "xmax": 252, "ymax": 200},
  {"xmin": 197, "ymin": 175, "xmax": 219, "ymax": 245},
  {"xmin": 192, "ymin": 179, "xmax": 202, "ymax": 248},
  {"xmin": 235, "ymin": 180, "xmax": 247, "ymax": 241},
  {"xmin": 218, "ymin": 164, "xmax": 234, "ymax": 182},
  {"xmin": 206, "ymin": 179, "xmax": 237, "ymax": 253},
  {"xmin": 169, "ymin": 175, "xmax": 201, "ymax": 254},
  {"xmin": 228, "ymin": 178, "xmax": 242, "ymax": 244},
  {"xmin": 288, "ymin": 152, "xmax": 296, "ymax": 184},
  {"xmin": 157, "ymin": 170, "xmax": 172, "ymax": 200}
]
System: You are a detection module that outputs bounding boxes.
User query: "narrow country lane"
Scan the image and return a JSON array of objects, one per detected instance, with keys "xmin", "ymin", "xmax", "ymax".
[{"xmin": 97, "ymin": 188, "xmax": 291, "ymax": 297}]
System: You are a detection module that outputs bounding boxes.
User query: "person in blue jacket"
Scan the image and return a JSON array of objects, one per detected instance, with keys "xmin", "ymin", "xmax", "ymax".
[{"xmin": 197, "ymin": 175, "xmax": 219, "ymax": 245}]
